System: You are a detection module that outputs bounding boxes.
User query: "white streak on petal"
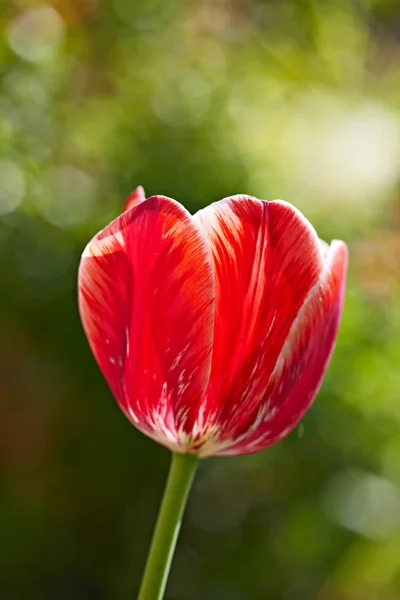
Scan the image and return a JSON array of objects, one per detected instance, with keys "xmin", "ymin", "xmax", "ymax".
[
  {"xmin": 269, "ymin": 242, "xmax": 336, "ymax": 385},
  {"xmin": 83, "ymin": 230, "xmax": 125, "ymax": 257}
]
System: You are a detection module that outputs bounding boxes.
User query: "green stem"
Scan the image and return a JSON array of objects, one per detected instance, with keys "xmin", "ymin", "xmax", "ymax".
[{"xmin": 137, "ymin": 452, "xmax": 199, "ymax": 600}]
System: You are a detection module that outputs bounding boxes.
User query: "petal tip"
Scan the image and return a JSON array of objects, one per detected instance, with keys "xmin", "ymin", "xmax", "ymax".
[
  {"xmin": 327, "ymin": 239, "xmax": 349, "ymax": 269},
  {"xmin": 123, "ymin": 185, "xmax": 146, "ymax": 212}
]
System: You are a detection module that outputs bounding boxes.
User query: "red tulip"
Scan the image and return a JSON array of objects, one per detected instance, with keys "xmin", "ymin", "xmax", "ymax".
[{"xmin": 78, "ymin": 187, "xmax": 348, "ymax": 457}]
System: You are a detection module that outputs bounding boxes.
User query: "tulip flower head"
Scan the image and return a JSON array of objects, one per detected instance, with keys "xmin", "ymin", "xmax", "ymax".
[{"xmin": 78, "ymin": 187, "xmax": 347, "ymax": 458}]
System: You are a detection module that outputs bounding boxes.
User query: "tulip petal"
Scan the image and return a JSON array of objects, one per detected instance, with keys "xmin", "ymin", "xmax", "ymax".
[
  {"xmin": 192, "ymin": 196, "xmax": 328, "ymax": 454},
  {"xmin": 78, "ymin": 196, "xmax": 215, "ymax": 451},
  {"xmin": 216, "ymin": 239, "xmax": 348, "ymax": 456},
  {"xmin": 123, "ymin": 185, "xmax": 146, "ymax": 212}
]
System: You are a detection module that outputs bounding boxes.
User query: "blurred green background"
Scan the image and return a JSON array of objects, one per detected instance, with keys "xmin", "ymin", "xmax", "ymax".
[{"xmin": 1, "ymin": 0, "xmax": 400, "ymax": 598}]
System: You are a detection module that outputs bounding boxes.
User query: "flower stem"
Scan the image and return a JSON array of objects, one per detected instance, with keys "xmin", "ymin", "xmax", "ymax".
[{"xmin": 137, "ymin": 452, "xmax": 199, "ymax": 600}]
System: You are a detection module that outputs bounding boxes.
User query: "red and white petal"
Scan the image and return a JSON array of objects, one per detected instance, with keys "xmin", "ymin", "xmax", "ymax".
[
  {"xmin": 123, "ymin": 185, "xmax": 146, "ymax": 212},
  {"xmin": 78, "ymin": 196, "xmax": 215, "ymax": 451},
  {"xmin": 212, "ymin": 240, "xmax": 348, "ymax": 456},
  {"xmin": 192, "ymin": 197, "xmax": 325, "ymax": 451},
  {"xmin": 319, "ymin": 238, "xmax": 330, "ymax": 258},
  {"xmin": 79, "ymin": 236, "xmax": 132, "ymax": 406}
]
